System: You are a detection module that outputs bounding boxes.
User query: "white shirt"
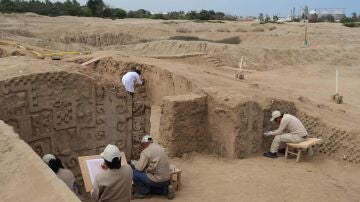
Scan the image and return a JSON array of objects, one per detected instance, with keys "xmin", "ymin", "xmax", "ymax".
[
  {"xmin": 121, "ymin": 72, "xmax": 142, "ymax": 93},
  {"xmin": 271, "ymin": 114, "xmax": 308, "ymax": 137}
]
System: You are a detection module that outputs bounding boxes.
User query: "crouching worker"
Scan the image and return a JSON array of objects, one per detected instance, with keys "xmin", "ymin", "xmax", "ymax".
[
  {"xmin": 131, "ymin": 135, "xmax": 175, "ymax": 199},
  {"xmin": 42, "ymin": 154, "xmax": 75, "ymax": 190},
  {"xmin": 91, "ymin": 144, "xmax": 133, "ymax": 202},
  {"xmin": 263, "ymin": 111, "xmax": 308, "ymax": 158}
]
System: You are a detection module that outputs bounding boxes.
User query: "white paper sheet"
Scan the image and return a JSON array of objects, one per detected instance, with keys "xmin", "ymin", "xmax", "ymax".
[{"xmin": 86, "ymin": 158, "xmax": 105, "ymax": 185}]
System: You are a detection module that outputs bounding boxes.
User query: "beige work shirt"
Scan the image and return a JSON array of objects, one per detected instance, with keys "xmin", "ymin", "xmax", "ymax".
[
  {"xmin": 57, "ymin": 168, "xmax": 75, "ymax": 190},
  {"xmin": 91, "ymin": 164, "xmax": 133, "ymax": 202},
  {"xmin": 135, "ymin": 143, "xmax": 170, "ymax": 182},
  {"xmin": 272, "ymin": 114, "xmax": 308, "ymax": 137}
]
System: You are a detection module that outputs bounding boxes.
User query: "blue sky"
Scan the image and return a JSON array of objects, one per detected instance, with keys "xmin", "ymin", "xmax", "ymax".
[{"xmin": 65, "ymin": 0, "xmax": 359, "ymax": 16}]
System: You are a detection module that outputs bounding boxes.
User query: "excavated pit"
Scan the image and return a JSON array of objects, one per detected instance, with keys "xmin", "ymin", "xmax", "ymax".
[{"xmin": 1, "ymin": 55, "xmax": 359, "ymax": 201}]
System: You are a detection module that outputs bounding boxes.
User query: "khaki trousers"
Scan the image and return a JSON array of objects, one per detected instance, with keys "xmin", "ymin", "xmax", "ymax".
[{"xmin": 270, "ymin": 133, "xmax": 305, "ymax": 153}]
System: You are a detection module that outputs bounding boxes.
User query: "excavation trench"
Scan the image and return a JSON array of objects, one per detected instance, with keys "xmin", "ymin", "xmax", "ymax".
[{"xmin": 1, "ymin": 57, "xmax": 359, "ymax": 201}]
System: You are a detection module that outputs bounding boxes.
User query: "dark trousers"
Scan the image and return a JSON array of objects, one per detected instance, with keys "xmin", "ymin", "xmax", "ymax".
[{"xmin": 133, "ymin": 170, "xmax": 169, "ymax": 195}]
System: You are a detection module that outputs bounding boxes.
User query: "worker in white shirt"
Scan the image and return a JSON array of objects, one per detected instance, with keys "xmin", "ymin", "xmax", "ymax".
[
  {"xmin": 121, "ymin": 70, "xmax": 143, "ymax": 96},
  {"xmin": 42, "ymin": 154, "xmax": 75, "ymax": 191},
  {"xmin": 263, "ymin": 111, "xmax": 308, "ymax": 158},
  {"xmin": 131, "ymin": 135, "xmax": 175, "ymax": 199}
]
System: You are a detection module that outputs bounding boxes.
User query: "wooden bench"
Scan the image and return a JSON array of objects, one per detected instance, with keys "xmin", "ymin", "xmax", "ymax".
[
  {"xmin": 170, "ymin": 167, "xmax": 182, "ymax": 191},
  {"xmin": 285, "ymin": 138, "xmax": 323, "ymax": 163}
]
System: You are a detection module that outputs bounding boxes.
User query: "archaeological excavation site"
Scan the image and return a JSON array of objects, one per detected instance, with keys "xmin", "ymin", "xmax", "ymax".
[{"xmin": 1, "ymin": 13, "xmax": 360, "ymax": 202}]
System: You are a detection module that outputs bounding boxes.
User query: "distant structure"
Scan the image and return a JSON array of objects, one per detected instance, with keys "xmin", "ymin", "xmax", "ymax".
[
  {"xmin": 301, "ymin": 5, "xmax": 309, "ymax": 19},
  {"xmin": 300, "ymin": 6, "xmax": 345, "ymax": 22},
  {"xmin": 317, "ymin": 8, "xmax": 346, "ymax": 21}
]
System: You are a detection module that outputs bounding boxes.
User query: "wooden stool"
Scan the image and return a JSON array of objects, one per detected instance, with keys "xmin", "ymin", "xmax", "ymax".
[
  {"xmin": 170, "ymin": 168, "xmax": 182, "ymax": 191},
  {"xmin": 285, "ymin": 138, "xmax": 323, "ymax": 163}
]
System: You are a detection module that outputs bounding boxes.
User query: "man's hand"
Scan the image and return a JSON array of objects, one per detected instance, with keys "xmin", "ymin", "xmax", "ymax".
[
  {"xmin": 130, "ymin": 160, "xmax": 138, "ymax": 167},
  {"xmin": 264, "ymin": 131, "xmax": 273, "ymax": 136},
  {"xmin": 100, "ymin": 163, "xmax": 108, "ymax": 170}
]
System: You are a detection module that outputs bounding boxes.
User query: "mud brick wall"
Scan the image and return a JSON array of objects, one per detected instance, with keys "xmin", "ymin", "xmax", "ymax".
[
  {"xmin": 0, "ymin": 71, "xmax": 150, "ymax": 193},
  {"xmin": 159, "ymin": 94, "xmax": 209, "ymax": 157}
]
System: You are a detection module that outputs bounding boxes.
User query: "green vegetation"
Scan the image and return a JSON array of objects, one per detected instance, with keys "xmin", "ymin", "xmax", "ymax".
[
  {"xmin": 341, "ymin": 14, "xmax": 360, "ymax": 28},
  {"xmin": 0, "ymin": 1, "xmax": 238, "ymax": 21}
]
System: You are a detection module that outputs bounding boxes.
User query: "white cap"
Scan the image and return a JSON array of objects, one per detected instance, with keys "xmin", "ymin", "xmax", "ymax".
[
  {"xmin": 42, "ymin": 154, "xmax": 56, "ymax": 165},
  {"xmin": 141, "ymin": 135, "xmax": 153, "ymax": 143},
  {"xmin": 270, "ymin": 111, "xmax": 282, "ymax": 121},
  {"xmin": 101, "ymin": 144, "xmax": 121, "ymax": 162}
]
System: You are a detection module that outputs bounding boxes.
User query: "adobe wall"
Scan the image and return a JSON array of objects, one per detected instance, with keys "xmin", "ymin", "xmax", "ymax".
[
  {"xmin": 159, "ymin": 94, "xmax": 209, "ymax": 157},
  {"xmin": 0, "ymin": 71, "xmax": 150, "ymax": 194},
  {"xmin": 0, "ymin": 120, "xmax": 80, "ymax": 202}
]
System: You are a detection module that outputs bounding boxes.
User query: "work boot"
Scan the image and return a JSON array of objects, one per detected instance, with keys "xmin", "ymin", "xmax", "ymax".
[
  {"xmin": 263, "ymin": 152, "xmax": 277, "ymax": 158},
  {"xmin": 167, "ymin": 185, "xmax": 175, "ymax": 200},
  {"xmin": 133, "ymin": 192, "xmax": 152, "ymax": 199}
]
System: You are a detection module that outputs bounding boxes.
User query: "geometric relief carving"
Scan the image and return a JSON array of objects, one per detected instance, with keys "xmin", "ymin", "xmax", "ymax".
[
  {"xmin": 132, "ymin": 102, "xmax": 145, "ymax": 116},
  {"xmin": 53, "ymin": 102, "xmax": 76, "ymax": 130},
  {"xmin": 76, "ymin": 101, "xmax": 95, "ymax": 128},
  {"xmin": 28, "ymin": 137, "xmax": 52, "ymax": 157},
  {"xmin": 31, "ymin": 111, "xmax": 52, "ymax": 137},
  {"xmin": 133, "ymin": 116, "xmax": 145, "ymax": 132}
]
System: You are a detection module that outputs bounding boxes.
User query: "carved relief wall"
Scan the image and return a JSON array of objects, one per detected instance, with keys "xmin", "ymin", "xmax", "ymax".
[{"xmin": 0, "ymin": 71, "xmax": 150, "ymax": 193}]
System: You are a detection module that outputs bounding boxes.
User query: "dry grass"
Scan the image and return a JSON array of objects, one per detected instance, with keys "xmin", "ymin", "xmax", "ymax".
[
  {"xmin": 251, "ymin": 27, "xmax": 265, "ymax": 32},
  {"xmin": 194, "ymin": 28, "xmax": 211, "ymax": 33},
  {"xmin": 268, "ymin": 26, "xmax": 277, "ymax": 31},
  {"xmin": 176, "ymin": 27, "xmax": 192, "ymax": 33},
  {"xmin": 234, "ymin": 27, "xmax": 248, "ymax": 32},
  {"xmin": 216, "ymin": 28, "xmax": 230, "ymax": 32}
]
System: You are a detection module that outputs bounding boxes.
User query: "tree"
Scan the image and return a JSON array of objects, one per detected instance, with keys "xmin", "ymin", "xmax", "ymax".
[
  {"xmin": 258, "ymin": 13, "xmax": 264, "ymax": 22},
  {"xmin": 114, "ymin": 8, "xmax": 126, "ymax": 19},
  {"xmin": 352, "ymin": 12, "xmax": 358, "ymax": 22},
  {"xmin": 86, "ymin": 0, "xmax": 105, "ymax": 17}
]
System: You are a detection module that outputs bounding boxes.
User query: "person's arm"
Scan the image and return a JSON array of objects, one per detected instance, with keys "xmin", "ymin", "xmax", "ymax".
[
  {"xmin": 271, "ymin": 117, "xmax": 289, "ymax": 136},
  {"xmin": 91, "ymin": 178, "xmax": 100, "ymax": 201},
  {"xmin": 136, "ymin": 74, "xmax": 143, "ymax": 85},
  {"xmin": 135, "ymin": 152, "xmax": 148, "ymax": 171}
]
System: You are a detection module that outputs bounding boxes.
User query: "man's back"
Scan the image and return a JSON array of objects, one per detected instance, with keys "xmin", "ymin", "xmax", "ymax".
[
  {"xmin": 92, "ymin": 164, "xmax": 133, "ymax": 202},
  {"xmin": 121, "ymin": 72, "xmax": 141, "ymax": 93},
  {"xmin": 137, "ymin": 143, "xmax": 170, "ymax": 182},
  {"xmin": 56, "ymin": 168, "xmax": 74, "ymax": 190},
  {"xmin": 281, "ymin": 114, "xmax": 308, "ymax": 137}
]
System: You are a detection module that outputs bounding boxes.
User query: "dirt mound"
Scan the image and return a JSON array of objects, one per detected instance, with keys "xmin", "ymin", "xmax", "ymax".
[
  {"xmin": 51, "ymin": 32, "xmax": 149, "ymax": 47},
  {"xmin": 0, "ymin": 48, "xmax": 7, "ymax": 57},
  {"xmin": 118, "ymin": 40, "xmax": 233, "ymax": 56}
]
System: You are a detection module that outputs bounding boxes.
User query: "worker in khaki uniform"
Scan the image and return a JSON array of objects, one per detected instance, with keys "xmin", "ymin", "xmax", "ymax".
[
  {"xmin": 91, "ymin": 144, "xmax": 133, "ymax": 202},
  {"xmin": 263, "ymin": 111, "xmax": 308, "ymax": 158},
  {"xmin": 131, "ymin": 135, "xmax": 175, "ymax": 199}
]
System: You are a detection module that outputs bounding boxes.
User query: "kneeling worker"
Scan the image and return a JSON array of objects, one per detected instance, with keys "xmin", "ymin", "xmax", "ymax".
[
  {"xmin": 263, "ymin": 110, "xmax": 308, "ymax": 158},
  {"xmin": 91, "ymin": 144, "xmax": 133, "ymax": 202},
  {"xmin": 132, "ymin": 135, "xmax": 175, "ymax": 199}
]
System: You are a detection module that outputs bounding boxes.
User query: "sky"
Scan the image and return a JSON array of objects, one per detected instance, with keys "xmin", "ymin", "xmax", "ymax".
[{"xmin": 64, "ymin": 0, "xmax": 359, "ymax": 16}]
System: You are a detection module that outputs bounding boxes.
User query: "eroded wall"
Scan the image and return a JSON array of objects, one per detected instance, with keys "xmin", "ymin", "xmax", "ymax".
[
  {"xmin": 0, "ymin": 71, "xmax": 150, "ymax": 194},
  {"xmin": 0, "ymin": 121, "xmax": 80, "ymax": 202}
]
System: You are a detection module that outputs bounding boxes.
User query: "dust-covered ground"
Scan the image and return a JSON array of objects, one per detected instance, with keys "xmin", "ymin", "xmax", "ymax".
[{"xmin": 1, "ymin": 13, "xmax": 360, "ymax": 202}]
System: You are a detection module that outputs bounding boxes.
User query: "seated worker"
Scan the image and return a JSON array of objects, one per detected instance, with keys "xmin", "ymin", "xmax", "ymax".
[
  {"xmin": 121, "ymin": 69, "xmax": 143, "ymax": 96},
  {"xmin": 91, "ymin": 144, "xmax": 133, "ymax": 202},
  {"xmin": 263, "ymin": 110, "xmax": 308, "ymax": 158},
  {"xmin": 42, "ymin": 154, "xmax": 75, "ymax": 190},
  {"xmin": 132, "ymin": 135, "xmax": 175, "ymax": 199}
]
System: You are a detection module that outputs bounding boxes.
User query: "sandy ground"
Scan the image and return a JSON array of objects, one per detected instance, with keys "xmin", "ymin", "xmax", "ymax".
[
  {"xmin": 1, "ymin": 13, "xmax": 360, "ymax": 201},
  {"xmin": 131, "ymin": 107, "xmax": 360, "ymax": 202}
]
